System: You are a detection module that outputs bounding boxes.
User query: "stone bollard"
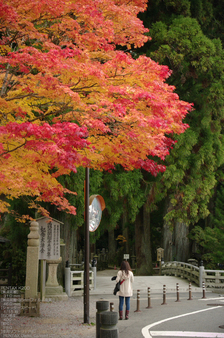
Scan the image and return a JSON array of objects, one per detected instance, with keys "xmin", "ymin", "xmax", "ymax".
[
  {"xmin": 96, "ymin": 301, "xmax": 109, "ymax": 338},
  {"xmin": 100, "ymin": 311, "xmax": 118, "ymax": 338}
]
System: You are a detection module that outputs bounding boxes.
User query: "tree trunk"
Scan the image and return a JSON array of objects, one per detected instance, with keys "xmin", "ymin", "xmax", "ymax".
[
  {"xmin": 123, "ymin": 199, "xmax": 130, "ymax": 254},
  {"xmin": 58, "ymin": 215, "xmax": 78, "ymax": 286},
  {"xmin": 163, "ymin": 222, "xmax": 173, "ymax": 261},
  {"xmin": 173, "ymin": 222, "xmax": 189, "ymax": 262},
  {"xmin": 163, "ymin": 201, "xmax": 190, "ymax": 262},
  {"xmin": 108, "ymin": 228, "xmax": 116, "ymax": 265},
  {"xmin": 135, "ymin": 202, "xmax": 153, "ymax": 275}
]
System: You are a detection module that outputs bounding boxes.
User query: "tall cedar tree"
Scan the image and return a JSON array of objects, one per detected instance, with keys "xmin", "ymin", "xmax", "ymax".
[{"xmin": 139, "ymin": 0, "xmax": 224, "ymax": 226}]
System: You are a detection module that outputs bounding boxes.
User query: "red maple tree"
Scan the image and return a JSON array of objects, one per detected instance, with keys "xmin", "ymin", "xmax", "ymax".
[{"xmin": 0, "ymin": 0, "xmax": 192, "ymax": 218}]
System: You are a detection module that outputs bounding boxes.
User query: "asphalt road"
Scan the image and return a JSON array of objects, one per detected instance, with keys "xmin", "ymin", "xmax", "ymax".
[
  {"xmin": 93, "ymin": 270, "xmax": 224, "ymax": 338},
  {"xmin": 98, "ymin": 291, "xmax": 224, "ymax": 338}
]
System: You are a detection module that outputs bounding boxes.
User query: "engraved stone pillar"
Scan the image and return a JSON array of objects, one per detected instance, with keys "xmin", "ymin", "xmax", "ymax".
[{"xmin": 25, "ymin": 221, "xmax": 40, "ymax": 299}]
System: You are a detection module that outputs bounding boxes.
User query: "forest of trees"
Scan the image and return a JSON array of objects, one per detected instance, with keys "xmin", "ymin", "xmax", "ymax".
[{"xmin": 1, "ymin": 0, "xmax": 224, "ymax": 285}]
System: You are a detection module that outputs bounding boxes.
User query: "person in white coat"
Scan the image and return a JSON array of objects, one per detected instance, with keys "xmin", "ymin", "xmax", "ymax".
[{"xmin": 116, "ymin": 260, "xmax": 134, "ymax": 320}]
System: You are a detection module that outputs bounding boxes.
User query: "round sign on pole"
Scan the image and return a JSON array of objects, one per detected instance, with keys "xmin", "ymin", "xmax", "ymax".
[{"xmin": 89, "ymin": 195, "xmax": 105, "ymax": 232}]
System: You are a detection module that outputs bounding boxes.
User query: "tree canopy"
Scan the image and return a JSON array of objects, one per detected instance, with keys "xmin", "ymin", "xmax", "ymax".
[
  {"xmin": 139, "ymin": 2, "xmax": 224, "ymax": 226},
  {"xmin": 0, "ymin": 0, "xmax": 192, "ymax": 218}
]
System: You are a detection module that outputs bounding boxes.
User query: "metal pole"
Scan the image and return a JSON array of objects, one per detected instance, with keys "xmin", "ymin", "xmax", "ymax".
[
  {"xmin": 146, "ymin": 287, "xmax": 152, "ymax": 309},
  {"xmin": 176, "ymin": 283, "xmax": 180, "ymax": 302},
  {"xmin": 84, "ymin": 167, "xmax": 90, "ymax": 323},
  {"xmin": 188, "ymin": 282, "xmax": 192, "ymax": 300},
  {"xmin": 202, "ymin": 281, "xmax": 206, "ymax": 299},
  {"xmin": 161, "ymin": 285, "xmax": 167, "ymax": 305}
]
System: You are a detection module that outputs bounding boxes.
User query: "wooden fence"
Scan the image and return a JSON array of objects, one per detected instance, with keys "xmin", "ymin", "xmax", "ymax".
[{"xmin": 162, "ymin": 261, "xmax": 224, "ymax": 288}]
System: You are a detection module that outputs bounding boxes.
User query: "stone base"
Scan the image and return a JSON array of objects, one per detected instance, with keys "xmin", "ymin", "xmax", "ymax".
[
  {"xmin": 44, "ymin": 293, "xmax": 68, "ymax": 301},
  {"xmin": 45, "ymin": 285, "xmax": 63, "ymax": 295},
  {"xmin": 45, "ymin": 285, "xmax": 68, "ymax": 301}
]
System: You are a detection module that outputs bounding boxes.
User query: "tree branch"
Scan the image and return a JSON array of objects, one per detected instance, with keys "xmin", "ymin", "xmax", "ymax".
[{"xmin": 0, "ymin": 141, "xmax": 27, "ymax": 157}]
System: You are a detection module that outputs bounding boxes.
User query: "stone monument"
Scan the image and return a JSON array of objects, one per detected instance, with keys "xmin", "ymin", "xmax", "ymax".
[{"xmin": 37, "ymin": 217, "xmax": 68, "ymax": 301}]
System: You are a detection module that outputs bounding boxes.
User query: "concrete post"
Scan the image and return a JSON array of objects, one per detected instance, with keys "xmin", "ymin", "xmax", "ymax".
[
  {"xmin": 96, "ymin": 300, "xmax": 109, "ymax": 338},
  {"xmin": 65, "ymin": 265, "xmax": 71, "ymax": 297},
  {"xmin": 25, "ymin": 221, "xmax": 40, "ymax": 299},
  {"xmin": 92, "ymin": 266, "xmax": 96, "ymax": 290},
  {"xmin": 100, "ymin": 311, "xmax": 118, "ymax": 338},
  {"xmin": 199, "ymin": 260, "xmax": 205, "ymax": 288}
]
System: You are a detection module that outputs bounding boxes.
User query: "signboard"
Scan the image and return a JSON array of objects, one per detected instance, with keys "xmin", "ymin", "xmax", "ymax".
[
  {"xmin": 37, "ymin": 217, "xmax": 62, "ymax": 260},
  {"xmin": 124, "ymin": 254, "xmax": 129, "ymax": 260}
]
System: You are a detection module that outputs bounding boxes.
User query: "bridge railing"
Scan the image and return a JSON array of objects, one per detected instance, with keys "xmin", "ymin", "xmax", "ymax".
[{"xmin": 161, "ymin": 261, "xmax": 224, "ymax": 288}]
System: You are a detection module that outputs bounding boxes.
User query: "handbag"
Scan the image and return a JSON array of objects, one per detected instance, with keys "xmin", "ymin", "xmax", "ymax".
[{"xmin": 113, "ymin": 279, "xmax": 124, "ymax": 295}]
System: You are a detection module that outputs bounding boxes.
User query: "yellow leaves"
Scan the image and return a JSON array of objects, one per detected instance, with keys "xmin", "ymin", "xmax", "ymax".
[
  {"xmin": 0, "ymin": 0, "xmax": 192, "ymax": 219},
  {"xmin": 0, "ymin": 45, "xmax": 11, "ymax": 56},
  {"xmin": 116, "ymin": 234, "xmax": 127, "ymax": 244},
  {"xmin": 0, "ymin": 201, "xmax": 11, "ymax": 214}
]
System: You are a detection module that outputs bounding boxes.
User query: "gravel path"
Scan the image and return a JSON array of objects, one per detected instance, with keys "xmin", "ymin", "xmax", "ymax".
[{"xmin": 3, "ymin": 297, "xmax": 97, "ymax": 338}]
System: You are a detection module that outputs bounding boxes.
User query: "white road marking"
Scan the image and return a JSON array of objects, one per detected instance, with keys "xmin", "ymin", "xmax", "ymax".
[
  {"xmin": 142, "ymin": 306, "xmax": 222, "ymax": 338},
  {"xmin": 199, "ymin": 297, "xmax": 224, "ymax": 301},
  {"xmin": 150, "ymin": 331, "xmax": 224, "ymax": 337}
]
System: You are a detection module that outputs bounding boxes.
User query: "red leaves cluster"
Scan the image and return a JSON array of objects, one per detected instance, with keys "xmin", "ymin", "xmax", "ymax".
[{"xmin": 0, "ymin": 0, "xmax": 192, "ymax": 216}]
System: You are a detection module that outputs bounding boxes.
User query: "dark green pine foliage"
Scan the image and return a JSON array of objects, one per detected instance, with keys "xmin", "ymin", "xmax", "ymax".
[
  {"xmin": 139, "ymin": 1, "xmax": 224, "ymax": 226},
  {"xmin": 99, "ymin": 168, "xmax": 145, "ymax": 232},
  {"xmin": 0, "ymin": 200, "xmax": 34, "ymax": 285}
]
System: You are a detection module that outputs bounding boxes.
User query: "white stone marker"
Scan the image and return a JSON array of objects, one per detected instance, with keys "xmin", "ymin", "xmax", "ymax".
[{"xmin": 25, "ymin": 221, "xmax": 40, "ymax": 299}]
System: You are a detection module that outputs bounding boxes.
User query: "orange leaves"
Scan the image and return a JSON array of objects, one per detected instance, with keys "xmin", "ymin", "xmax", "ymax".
[{"xmin": 0, "ymin": 0, "xmax": 192, "ymax": 217}]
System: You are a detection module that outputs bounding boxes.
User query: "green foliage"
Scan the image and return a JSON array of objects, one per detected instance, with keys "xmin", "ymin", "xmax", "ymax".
[
  {"xmin": 0, "ymin": 200, "xmax": 32, "ymax": 286},
  {"xmin": 189, "ymin": 184, "xmax": 224, "ymax": 268},
  {"xmin": 97, "ymin": 168, "xmax": 145, "ymax": 238},
  {"xmin": 57, "ymin": 168, "xmax": 86, "ymax": 228},
  {"xmin": 141, "ymin": 12, "xmax": 224, "ymax": 226}
]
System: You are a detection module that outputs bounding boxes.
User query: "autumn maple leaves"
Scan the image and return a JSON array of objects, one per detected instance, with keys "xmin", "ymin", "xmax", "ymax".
[{"xmin": 0, "ymin": 0, "xmax": 192, "ymax": 216}]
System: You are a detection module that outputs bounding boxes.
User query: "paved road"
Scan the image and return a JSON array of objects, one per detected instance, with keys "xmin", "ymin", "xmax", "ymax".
[{"xmin": 92, "ymin": 270, "xmax": 224, "ymax": 338}]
